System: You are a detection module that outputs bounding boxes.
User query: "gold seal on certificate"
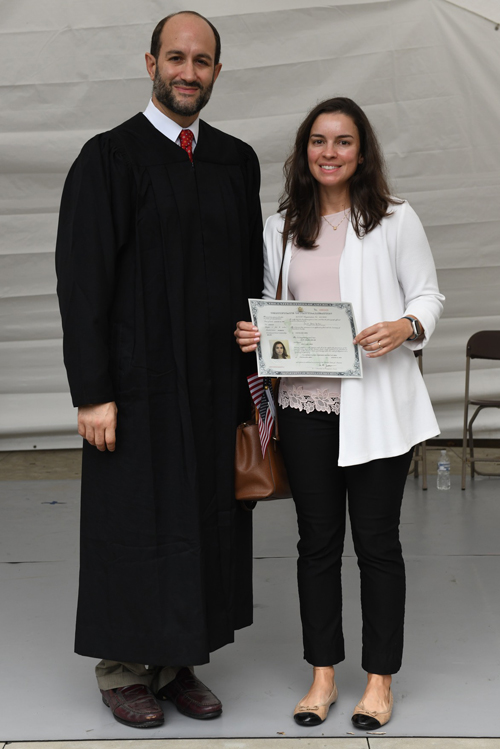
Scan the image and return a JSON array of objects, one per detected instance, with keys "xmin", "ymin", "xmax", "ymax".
[{"xmin": 249, "ymin": 299, "xmax": 362, "ymax": 378}]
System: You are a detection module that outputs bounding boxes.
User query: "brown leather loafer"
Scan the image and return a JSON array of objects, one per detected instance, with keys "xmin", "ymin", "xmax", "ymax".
[
  {"xmin": 101, "ymin": 684, "xmax": 164, "ymax": 728},
  {"xmin": 156, "ymin": 667, "xmax": 222, "ymax": 720}
]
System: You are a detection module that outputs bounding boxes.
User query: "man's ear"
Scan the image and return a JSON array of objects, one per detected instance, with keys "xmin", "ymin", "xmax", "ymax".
[
  {"xmin": 145, "ymin": 52, "xmax": 156, "ymax": 82},
  {"xmin": 213, "ymin": 62, "xmax": 222, "ymax": 84}
]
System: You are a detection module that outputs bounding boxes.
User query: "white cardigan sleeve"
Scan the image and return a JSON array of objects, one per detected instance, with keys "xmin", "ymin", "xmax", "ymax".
[
  {"xmin": 262, "ymin": 213, "xmax": 286, "ymax": 300},
  {"xmin": 396, "ymin": 202, "xmax": 445, "ymax": 349}
]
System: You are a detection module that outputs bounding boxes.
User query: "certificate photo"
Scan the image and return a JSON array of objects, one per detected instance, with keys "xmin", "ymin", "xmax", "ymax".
[
  {"xmin": 249, "ymin": 299, "xmax": 362, "ymax": 378},
  {"xmin": 270, "ymin": 340, "xmax": 291, "ymax": 360}
]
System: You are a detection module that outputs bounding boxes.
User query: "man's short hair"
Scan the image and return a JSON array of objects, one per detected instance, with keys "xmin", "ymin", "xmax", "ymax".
[{"xmin": 150, "ymin": 11, "xmax": 221, "ymax": 66}]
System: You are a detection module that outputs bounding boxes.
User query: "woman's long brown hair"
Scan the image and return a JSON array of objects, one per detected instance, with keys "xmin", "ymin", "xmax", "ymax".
[{"xmin": 278, "ymin": 97, "xmax": 400, "ymax": 248}]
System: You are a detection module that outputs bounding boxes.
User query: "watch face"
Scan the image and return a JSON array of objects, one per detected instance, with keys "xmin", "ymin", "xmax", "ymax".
[{"xmin": 405, "ymin": 317, "xmax": 421, "ymax": 339}]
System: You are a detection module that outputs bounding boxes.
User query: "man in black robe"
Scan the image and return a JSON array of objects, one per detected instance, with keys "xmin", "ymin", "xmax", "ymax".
[{"xmin": 56, "ymin": 11, "xmax": 263, "ymax": 729}]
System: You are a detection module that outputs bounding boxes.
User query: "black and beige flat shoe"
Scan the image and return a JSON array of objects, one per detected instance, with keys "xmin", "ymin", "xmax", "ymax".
[
  {"xmin": 351, "ymin": 687, "xmax": 394, "ymax": 730},
  {"xmin": 293, "ymin": 682, "xmax": 338, "ymax": 726}
]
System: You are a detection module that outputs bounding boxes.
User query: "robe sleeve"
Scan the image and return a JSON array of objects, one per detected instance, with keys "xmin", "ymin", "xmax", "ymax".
[
  {"xmin": 55, "ymin": 135, "xmax": 134, "ymax": 407},
  {"xmin": 242, "ymin": 145, "xmax": 264, "ymax": 300}
]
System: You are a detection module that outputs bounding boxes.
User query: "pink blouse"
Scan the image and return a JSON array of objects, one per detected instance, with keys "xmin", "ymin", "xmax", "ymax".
[{"xmin": 278, "ymin": 210, "xmax": 349, "ymax": 414}]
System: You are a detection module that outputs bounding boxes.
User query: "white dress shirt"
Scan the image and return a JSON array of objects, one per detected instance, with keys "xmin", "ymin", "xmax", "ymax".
[{"xmin": 143, "ymin": 99, "xmax": 199, "ymax": 151}]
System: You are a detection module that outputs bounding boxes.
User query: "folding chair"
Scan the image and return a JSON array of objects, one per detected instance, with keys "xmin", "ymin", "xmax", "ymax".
[
  {"xmin": 461, "ymin": 330, "xmax": 500, "ymax": 489},
  {"xmin": 410, "ymin": 349, "xmax": 428, "ymax": 489}
]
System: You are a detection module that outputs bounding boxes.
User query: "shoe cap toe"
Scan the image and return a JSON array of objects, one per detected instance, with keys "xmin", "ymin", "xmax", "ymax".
[
  {"xmin": 351, "ymin": 712, "xmax": 382, "ymax": 730},
  {"xmin": 294, "ymin": 711, "xmax": 324, "ymax": 726}
]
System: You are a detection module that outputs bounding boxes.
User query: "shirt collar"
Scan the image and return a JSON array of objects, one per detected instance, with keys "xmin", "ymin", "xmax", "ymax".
[{"xmin": 143, "ymin": 99, "xmax": 199, "ymax": 148}]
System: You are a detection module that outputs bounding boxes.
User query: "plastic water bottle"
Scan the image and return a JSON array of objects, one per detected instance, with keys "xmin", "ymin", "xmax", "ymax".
[{"xmin": 437, "ymin": 449, "xmax": 451, "ymax": 490}]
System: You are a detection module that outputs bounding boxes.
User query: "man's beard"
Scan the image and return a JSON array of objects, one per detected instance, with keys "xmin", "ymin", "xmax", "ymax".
[{"xmin": 153, "ymin": 68, "xmax": 214, "ymax": 116}]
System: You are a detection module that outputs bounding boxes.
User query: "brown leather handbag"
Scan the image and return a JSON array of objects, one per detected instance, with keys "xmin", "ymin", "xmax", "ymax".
[
  {"xmin": 234, "ymin": 215, "xmax": 291, "ymax": 509},
  {"xmin": 235, "ymin": 401, "xmax": 291, "ymax": 507}
]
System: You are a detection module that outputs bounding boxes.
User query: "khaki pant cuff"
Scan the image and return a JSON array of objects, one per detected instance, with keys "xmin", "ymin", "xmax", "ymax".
[{"xmin": 96, "ymin": 672, "xmax": 152, "ymax": 691}]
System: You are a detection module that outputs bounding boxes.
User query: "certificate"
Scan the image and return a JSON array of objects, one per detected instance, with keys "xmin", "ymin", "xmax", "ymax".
[{"xmin": 249, "ymin": 299, "xmax": 362, "ymax": 378}]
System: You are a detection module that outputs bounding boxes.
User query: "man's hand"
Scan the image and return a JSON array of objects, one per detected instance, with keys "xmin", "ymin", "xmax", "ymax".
[
  {"xmin": 354, "ymin": 318, "xmax": 421, "ymax": 358},
  {"xmin": 78, "ymin": 401, "xmax": 118, "ymax": 452},
  {"xmin": 234, "ymin": 320, "xmax": 260, "ymax": 353}
]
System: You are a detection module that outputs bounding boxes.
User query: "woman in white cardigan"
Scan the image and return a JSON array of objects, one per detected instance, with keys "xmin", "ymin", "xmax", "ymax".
[{"xmin": 235, "ymin": 98, "xmax": 444, "ymax": 730}]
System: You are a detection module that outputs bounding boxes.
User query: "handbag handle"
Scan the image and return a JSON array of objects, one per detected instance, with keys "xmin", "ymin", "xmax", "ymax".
[
  {"xmin": 272, "ymin": 212, "xmax": 291, "ymax": 443},
  {"xmin": 275, "ymin": 213, "xmax": 291, "ymax": 302}
]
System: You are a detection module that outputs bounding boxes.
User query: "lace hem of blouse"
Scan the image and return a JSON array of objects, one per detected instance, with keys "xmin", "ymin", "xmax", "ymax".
[{"xmin": 278, "ymin": 385, "xmax": 341, "ymax": 415}]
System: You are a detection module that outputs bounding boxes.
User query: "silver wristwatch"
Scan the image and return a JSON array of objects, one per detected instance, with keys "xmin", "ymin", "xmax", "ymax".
[{"xmin": 402, "ymin": 316, "xmax": 423, "ymax": 341}]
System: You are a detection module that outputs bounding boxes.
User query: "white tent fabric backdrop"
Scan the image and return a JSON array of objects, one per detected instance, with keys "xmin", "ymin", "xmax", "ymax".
[{"xmin": 1, "ymin": 0, "xmax": 499, "ymax": 449}]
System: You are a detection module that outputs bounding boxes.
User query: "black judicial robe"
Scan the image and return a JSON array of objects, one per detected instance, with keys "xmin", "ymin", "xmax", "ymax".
[{"xmin": 56, "ymin": 113, "xmax": 263, "ymax": 665}]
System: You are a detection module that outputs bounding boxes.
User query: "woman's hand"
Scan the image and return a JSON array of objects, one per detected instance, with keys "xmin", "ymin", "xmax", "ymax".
[
  {"xmin": 354, "ymin": 318, "xmax": 420, "ymax": 358},
  {"xmin": 234, "ymin": 320, "xmax": 260, "ymax": 352}
]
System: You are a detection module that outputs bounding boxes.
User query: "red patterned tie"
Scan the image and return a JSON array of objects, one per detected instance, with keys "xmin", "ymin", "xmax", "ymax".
[{"xmin": 180, "ymin": 129, "xmax": 194, "ymax": 163}]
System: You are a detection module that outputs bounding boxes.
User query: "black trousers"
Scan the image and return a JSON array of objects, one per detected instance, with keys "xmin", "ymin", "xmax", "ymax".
[{"xmin": 278, "ymin": 406, "xmax": 413, "ymax": 675}]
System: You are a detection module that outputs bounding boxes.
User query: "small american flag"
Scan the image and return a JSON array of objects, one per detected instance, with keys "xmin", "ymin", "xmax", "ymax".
[{"xmin": 247, "ymin": 374, "xmax": 276, "ymax": 457}]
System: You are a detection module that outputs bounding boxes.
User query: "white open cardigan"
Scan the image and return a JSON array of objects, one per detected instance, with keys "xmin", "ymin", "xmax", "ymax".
[{"xmin": 262, "ymin": 201, "xmax": 445, "ymax": 467}]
